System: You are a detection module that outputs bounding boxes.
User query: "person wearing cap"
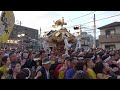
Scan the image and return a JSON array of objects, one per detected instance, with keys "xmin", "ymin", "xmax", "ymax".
[
  {"xmin": 34, "ymin": 57, "xmax": 51, "ymax": 79},
  {"xmin": 77, "ymin": 56, "xmax": 84, "ymax": 63}
]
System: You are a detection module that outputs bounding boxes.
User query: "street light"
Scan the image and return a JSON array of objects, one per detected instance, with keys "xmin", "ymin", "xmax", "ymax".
[
  {"xmin": 17, "ymin": 34, "xmax": 21, "ymax": 37},
  {"xmin": 17, "ymin": 33, "xmax": 25, "ymax": 49},
  {"xmin": 21, "ymin": 34, "xmax": 25, "ymax": 37}
]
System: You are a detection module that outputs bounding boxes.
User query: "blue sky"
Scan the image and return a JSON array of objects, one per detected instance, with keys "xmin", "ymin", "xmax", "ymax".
[{"xmin": 1, "ymin": 11, "xmax": 120, "ymax": 39}]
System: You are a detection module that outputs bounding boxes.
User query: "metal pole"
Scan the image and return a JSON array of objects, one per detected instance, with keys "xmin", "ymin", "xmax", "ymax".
[
  {"xmin": 79, "ymin": 25, "xmax": 82, "ymax": 48},
  {"xmin": 79, "ymin": 25, "xmax": 82, "ymax": 36},
  {"xmin": 21, "ymin": 36, "xmax": 23, "ymax": 50},
  {"xmin": 19, "ymin": 21, "xmax": 23, "ymax": 49},
  {"xmin": 40, "ymin": 27, "xmax": 41, "ymax": 38},
  {"xmin": 93, "ymin": 14, "xmax": 96, "ymax": 49},
  {"xmin": 20, "ymin": 21, "xmax": 22, "ymax": 26}
]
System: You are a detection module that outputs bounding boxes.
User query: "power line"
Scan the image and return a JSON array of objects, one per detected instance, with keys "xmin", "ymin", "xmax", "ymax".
[
  {"xmin": 67, "ymin": 11, "xmax": 113, "ymax": 23},
  {"xmin": 47, "ymin": 11, "xmax": 57, "ymax": 17},
  {"xmin": 85, "ymin": 31, "xmax": 100, "ymax": 33},
  {"xmin": 66, "ymin": 11, "xmax": 96, "ymax": 22},
  {"xmin": 66, "ymin": 13, "xmax": 120, "ymax": 29},
  {"xmin": 41, "ymin": 12, "xmax": 120, "ymax": 31},
  {"xmin": 41, "ymin": 11, "xmax": 96, "ymax": 30},
  {"xmin": 83, "ymin": 13, "xmax": 120, "ymax": 25},
  {"xmin": 96, "ymin": 13, "xmax": 120, "ymax": 21},
  {"xmin": 44, "ymin": 11, "xmax": 111, "ymax": 30},
  {"xmin": 95, "ymin": 11, "xmax": 111, "ymax": 16},
  {"xmin": 42, "ymin": 11, "xmax": 113, "ymax": 30}
]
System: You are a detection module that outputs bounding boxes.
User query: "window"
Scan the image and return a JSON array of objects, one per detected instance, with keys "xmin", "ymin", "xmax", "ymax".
[
  {"xmin": 86, "ymin": 37, "xmax": 90, "ymax": 42},
  {"xmin": 110, "ymin": 30, "xmax": 115, "ymax": 35},
  {"xmin": 105, "ymin": 45, "xmax": 116, "ymax": 50},
  {"xmin": 106, "ymin": 29, "xmax": 115, "ymax": 35},
  {"xmin": 106, "ymin": 30, "xmax": 110, "ymax": 35}
]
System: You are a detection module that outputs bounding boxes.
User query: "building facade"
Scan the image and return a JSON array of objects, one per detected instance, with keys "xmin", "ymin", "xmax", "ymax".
[
  {"xmin": 80, "ymin": 32, "xmax": 93, "ymax": 50},
  {"xmin": 7, "ymin": 24, "xmax": 39, "ymax": 49},
  {"xmin": 98, "ymin": 22, "xmax": 120, "ymax": 50},
  {"xmin": 10, "ymin": 24, "xmax": 38, "ymax": 40},
  {"xmin": 96, "ymin": 39, "xmax": 100, "ymax": 48}
]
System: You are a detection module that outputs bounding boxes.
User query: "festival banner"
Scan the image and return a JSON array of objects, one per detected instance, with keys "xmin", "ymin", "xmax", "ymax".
[{"xmin": 0, "ymin": 11, "xmax": 15, "ymax": 43}]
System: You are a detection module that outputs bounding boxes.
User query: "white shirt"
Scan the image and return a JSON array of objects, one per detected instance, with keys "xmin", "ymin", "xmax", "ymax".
[{"xmin": 45, "ymin": 70, "xmax": 50, "ymax": 79}]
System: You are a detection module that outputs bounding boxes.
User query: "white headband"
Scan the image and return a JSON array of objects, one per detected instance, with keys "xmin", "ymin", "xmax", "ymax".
[
  {"xmin": 33, "ymin": 58, "xmax": 40, "ymax": 61},
  {"xmin": 78, "ymin": 57, "xmax": 84, "ymax": 60},
  {"xmin": 42, "ymin": 61, "xmax": 51, "ymax": 65},
  {"xmin": 91, "ymin": 56, "xmax": 95, "ymax": 60},
  {"xmin": 104, "ymin": 56, "xmax": 111, "ymax": 63},
  {"xmin": 117, "ymin": 59, "xmax": 120, "ymax": 64}
]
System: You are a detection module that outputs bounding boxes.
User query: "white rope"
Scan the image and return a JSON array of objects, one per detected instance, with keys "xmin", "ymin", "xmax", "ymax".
[
  {"xmin": 62, "ymin": 35, "xmax": 71, "ymax": 55},
  {"xmin": 75, "ymin": 36, "xmax": 81, "ymax": 52}
]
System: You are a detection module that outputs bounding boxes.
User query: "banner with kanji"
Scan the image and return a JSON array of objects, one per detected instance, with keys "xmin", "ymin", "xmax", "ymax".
[{"xmin": 0, "ymin": 11, "xmax": 15, "ymax": 43}]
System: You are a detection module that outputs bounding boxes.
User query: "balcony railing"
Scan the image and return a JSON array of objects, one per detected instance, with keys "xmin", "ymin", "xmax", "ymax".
[{"xmin": 99, "ymin": 34, "xmax": 120, "ymax": 43}]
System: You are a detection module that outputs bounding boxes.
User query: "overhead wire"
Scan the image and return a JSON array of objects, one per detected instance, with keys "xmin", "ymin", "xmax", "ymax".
[
  {"xmin": 41, "ymin": 11, "xmax": 120, "ymax": 34},
  {"xmin": 41, "ymin": 11, "xmax": 96, "ymax": 30},
  {"xmin": 41, "ymin": 11, "xmax": 113, "ymax": 30},
  {"xmin": 66, "ymin": 13, "xmax": 120, "ymax": 29}
]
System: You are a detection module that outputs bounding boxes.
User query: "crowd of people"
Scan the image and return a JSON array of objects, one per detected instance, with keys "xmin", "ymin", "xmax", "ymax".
[{"xmin": 0, "ymin": 48, "xmax": 120, "ymax": 79}]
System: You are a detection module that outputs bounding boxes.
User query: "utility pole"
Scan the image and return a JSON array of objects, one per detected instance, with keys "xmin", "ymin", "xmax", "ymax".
[
  {"xmin": 93, "ymin": 14, "xmax": 96, "ymax": 49},
  {"xmin": 79, "ymin": 25, "xmax": 82, "ymax": 36},
  {"xmin": 19, "ymin": 21, "xmax": 23, "ymax": 50},
  {"xmin": 40, "ymin": 27, "xmax": 41, "ymax": 38},
  {"xmin": 39, "ymin": 27, "xmax": 42, "ymax": 50},
  {"xmin": 20, "ymin": 21, "xmax": 22, "ymax": 26},
  {"xmin": 79, "ymin": 25, "xmax": 82, "ymax": 49}
]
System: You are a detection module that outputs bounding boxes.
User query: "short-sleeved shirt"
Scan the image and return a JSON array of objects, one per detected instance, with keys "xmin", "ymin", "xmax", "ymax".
[
  {"xmin": 54, "ymin": 63, "xmax": 63, "ymax": 78},
  {"xmin": 87, "ymin": 68, "xmax": 97, "ymax": 79},
  {"xmin": 24, "ymin": 59, "xmax": 37, "ymax": 69},
  {"xmin": 0, "ymin": 66, "xmax": 8, "ymax": 77},
  {"xmin": 65, "ymin": 67, "xmax": 76, "ymax": 79},
  {"xmin": 97, "ymin": 73, "xmax": 110, "ymax": 79},
  {"xmin": 6, "ymin": 74, "xmax": 14, "ymax": 79},
  {"xmin": 58, "ymin": 70, "xmax": 65, "ymax": 79}
]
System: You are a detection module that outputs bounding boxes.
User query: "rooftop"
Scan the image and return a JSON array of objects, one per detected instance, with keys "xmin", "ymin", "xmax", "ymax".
[
  {"xmin": 98, "ymin": 22, "xmax": 120, "ymax": 29},
  {"xmin": 46, "ymin": 30, "xmax": 56, "ymax": 36},
  {"xmin": 14, "ymin": 24, "xmax": 38, "ymax": 31}
]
